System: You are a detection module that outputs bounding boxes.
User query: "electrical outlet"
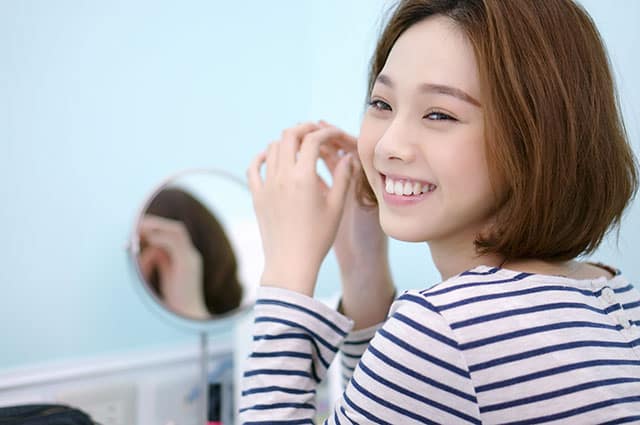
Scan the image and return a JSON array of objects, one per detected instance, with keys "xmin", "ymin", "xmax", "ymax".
[{"xmin": 56, "ymin": 381, "xmax": 136, "ymax": 425}]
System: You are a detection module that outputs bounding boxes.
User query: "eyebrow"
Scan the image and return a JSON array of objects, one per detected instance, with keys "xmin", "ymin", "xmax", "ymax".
[{"xmin": 375, "ymin": 73, "xmax": 481, "ymax": 107}]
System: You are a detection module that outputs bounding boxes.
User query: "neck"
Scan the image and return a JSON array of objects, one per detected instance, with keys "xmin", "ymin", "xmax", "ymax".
[{"xmin": 428, "ymin": 232, "xmax": 502, "ymax": 280}]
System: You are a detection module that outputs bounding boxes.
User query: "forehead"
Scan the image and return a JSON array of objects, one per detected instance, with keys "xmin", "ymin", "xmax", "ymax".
[{"xmin": 380, "ymin": 15, "xmax": 480, "ymax": 98}]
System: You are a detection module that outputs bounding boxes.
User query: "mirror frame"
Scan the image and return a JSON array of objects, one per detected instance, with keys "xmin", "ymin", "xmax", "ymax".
[{"xmin": 127, "ymin": 168, "xmax": 257, "ymax": 329}]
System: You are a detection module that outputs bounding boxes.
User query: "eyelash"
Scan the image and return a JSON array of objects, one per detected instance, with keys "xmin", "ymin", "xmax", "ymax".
[{"xmin": 367, "ymin": 99, "xmax": 457, "ymax": 122}]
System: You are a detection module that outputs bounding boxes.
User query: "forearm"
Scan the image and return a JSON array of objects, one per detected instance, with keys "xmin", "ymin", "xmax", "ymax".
[{"xmin": 339, "ymin": 259, "xmax": 395, "ymax": 330}]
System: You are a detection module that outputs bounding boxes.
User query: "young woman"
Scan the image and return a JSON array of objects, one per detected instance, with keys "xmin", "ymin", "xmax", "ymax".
[{"xmin": 241, "ymin": 0, "xmax": 639, "ymax": 423}]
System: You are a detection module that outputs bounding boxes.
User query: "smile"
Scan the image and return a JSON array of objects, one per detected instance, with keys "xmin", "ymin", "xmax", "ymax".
[{"xmin": 383, "ymin": 174, "xmax": 437, "ymax": 196}]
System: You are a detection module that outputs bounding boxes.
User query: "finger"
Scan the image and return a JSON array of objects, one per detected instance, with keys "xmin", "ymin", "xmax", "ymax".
[
  {"xmin": 328, "ymin": 153, "xmax": 354, "ymax": 209},
  {"xmin": 265, "ymin": 142, "xmax": 279, "ymax": 181},
  {"xmin": 143, "ymin": 231, "xmax": 185, "ymax": 257},
  {"xmin": 138, "ymin": 248, "xmax": 157, "ymax": 280},
  {"xmin": 247, "ymin": 150, "xmax": 267, "ymax": 194},
  {"xmin": 280, "ymin": 122, "xmax": 319, "ymax": 163},
  {"xmin": 140, "ymin": 215, "xmax": 189, "ymax": 242},
  {"xmin": 316, "ymin": 121, "xmax": 358, "ymax": 153},
  {"xmin": 297, "ymin": 127, "xmax": 349, "ymax": 169},
  {"xmin": 139, "ymin": 216, "xmax": 194, "ymax": 253},
  {"xmin": 319, "ymin": 143, "xmax": 342, "ymax": 174}
]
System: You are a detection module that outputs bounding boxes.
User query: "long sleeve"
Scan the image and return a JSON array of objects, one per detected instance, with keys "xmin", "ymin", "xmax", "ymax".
[
  {"xmin": 339, "ymin": 325, "xmax": 380, "ymax": 388},
  {"xmin": 239, "ymin": 287, "xmax": 482, "ymax": 424},
  {"xmin": 238, "ymin": 286, "xmax": 354, "ymax": 424}
]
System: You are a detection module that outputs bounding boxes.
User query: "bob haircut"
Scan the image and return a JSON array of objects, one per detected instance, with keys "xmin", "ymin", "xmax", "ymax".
[{"xmin": 357, "ymin": 0, "xmax": 638, "ymax": 261}]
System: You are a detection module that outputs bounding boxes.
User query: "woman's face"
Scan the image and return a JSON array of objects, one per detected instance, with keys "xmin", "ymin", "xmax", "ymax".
[{"xmin": 358, "ymin": 15, "xmax": 496, "ymax": 246}]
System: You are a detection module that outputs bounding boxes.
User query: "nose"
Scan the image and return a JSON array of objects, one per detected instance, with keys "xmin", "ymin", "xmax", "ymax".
[{"xmin": 374, "ymin": 116, "xmax": 417, "ymax": 164}]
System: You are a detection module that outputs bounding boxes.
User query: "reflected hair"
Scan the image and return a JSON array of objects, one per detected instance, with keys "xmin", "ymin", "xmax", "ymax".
[
  {"xmin": 145, "ymin": 188, "xmax": 243, "ymax": 315},
  {"xmin": 357, "ymin": 0, "xmax": 638, "ymax": 261}
]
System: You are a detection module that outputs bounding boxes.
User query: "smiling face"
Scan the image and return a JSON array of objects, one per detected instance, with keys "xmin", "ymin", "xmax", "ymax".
[{"xmin": 358, "ymin": 15, "xmax": 497, "ymax": 246}]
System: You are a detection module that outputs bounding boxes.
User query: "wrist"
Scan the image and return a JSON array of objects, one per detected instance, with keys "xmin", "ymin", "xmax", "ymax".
[{"xmin": 261, "ymin": 264, "xmax": 320, "ymax": 297}]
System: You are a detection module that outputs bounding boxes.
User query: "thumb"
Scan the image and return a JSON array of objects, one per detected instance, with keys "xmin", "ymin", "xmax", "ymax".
[{"xmin": 328, "ymin": 153, "xmax": 354, "ymax": 209}]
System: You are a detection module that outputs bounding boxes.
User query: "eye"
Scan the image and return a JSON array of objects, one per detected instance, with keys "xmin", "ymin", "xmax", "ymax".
[
  {"xmin": 368, "ymin": 99, "xmax": 392, "ymax": 111},
  {"xmin": 425, "ymin": 111, "xmax": 456, "ymax": 121}
]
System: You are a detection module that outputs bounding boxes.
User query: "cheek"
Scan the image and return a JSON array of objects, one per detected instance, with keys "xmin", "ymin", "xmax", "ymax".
[
  {"xmin": 437, "ymin": 135, "xmax": 493, "ymax": 199},
  {"xmin": 357, "ymin": 116, "xmax": 381, "ymax": 171}
]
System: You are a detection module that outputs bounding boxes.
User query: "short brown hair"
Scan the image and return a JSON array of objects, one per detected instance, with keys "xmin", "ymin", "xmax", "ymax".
[
  {"xmin": 145, "ymin": 188, "xmax": 243, "ymax": 315},
  {"xmin": 358, "ymin": 0, "xmax": 638, "ymax": 261}
]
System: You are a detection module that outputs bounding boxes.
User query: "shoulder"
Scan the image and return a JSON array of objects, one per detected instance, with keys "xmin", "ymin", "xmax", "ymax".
[
  {"xmin": 390, "ymin": 265, "xmax": 587, "ymax": 326},
  {"xmin": 405, "ymin": 266, "xmax": 536, "ymax": 310}
]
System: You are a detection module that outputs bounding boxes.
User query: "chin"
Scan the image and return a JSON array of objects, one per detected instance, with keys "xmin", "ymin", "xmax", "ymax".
[{"xmin": 379, "ymin": 214, "xmax": 432, "ymax": 243}]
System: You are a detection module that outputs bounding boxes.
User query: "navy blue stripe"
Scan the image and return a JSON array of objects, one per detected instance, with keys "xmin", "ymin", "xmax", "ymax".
[
  {"xmin": 423, "ymin": 272, "xmax": 530, "ymax": 297},
  {"xmin": 250, "ymin": 351, "xmax": 312, "ymax": 360},
  {"xmin": 459, "ymin": 267, "xmax": 500, "ymax": 276},
  {"xmin": 241, "ymin": 386, "xmax": 315, "ymax": 397},
  {"xmin": 623, "ymin": 300, "xmax": 640, "ymax": 309},
  {"xmin": 239, "ymin": 402, "xmax": 314, "ymax": 413},
  {"xmin": 333, "ymin": 409, "xmax": 341, "ymax": 425},
  {"xmin": 244, "ymin": 420, "xmax": 313, "ymax": 425},
  {"xmin": 500, "ymin": 396, "xmax": 640, "ymax": 425},
  {"xmin": 469, "ymin": 339, "xmax": 640, "ymax": 372},
  {"xmin": 437, "ymin": 284, "xmax": 595, "ymax": 311},
  {"xmin": 378, "ymin": 328, "xmax": 470, "ymax": 378},
  {"xmin": 341, "ymin": 359, "xmax": 355, "ymax": 372},
  {"xmin": 475, "ymin": 359, "xmax": 640, "ymax": 392},
  {"xmin": 392, "ymin": 312, "xmax": 458, "ymax": 348},
  {"xmin": 451, "ymin": 302, "xmax": 608, "ymax": 329},
  {"xmin": 243, "ymin": 368, "xmax": 311, "ymax": 378},
  {"xmin": 367, "ymin": 344, "xmax": 477, "ymax": 402},
  {"xmin": 255, "ymin": 316, "xmax": 339, "ymax": 354},
  {"xmin": 614, "ymin": 284, "xmax": 633, "ymax": 294},
  {"xmin": 257, "ymin": 298, "xmax": 348, "ymax": 336},
  {"xmin": 605, "ymin": 304, "xmax": 623, "ymax": 314},
  {"xmin": 358, "ymin": 361, "xmax": 480, "ymax": 424},
  {"xmin": 253, "ymin": 332, "xmax": 327, "ymax": 377},
  {"xmin": 481, "ymin": 377, "xmax": 640, "ymax": 413},
  {"xmin": 599, "ymin": 416, "xmax": 640, "ymax": 425},
  {"xmin": 396, "ymin": 292, "xmax": 440, "ymax": 313},
  {"xmin": 459, "ymin": 321, "xmax": 623, "ymax": 350},
  {"xmin": 342, "ymin": 351, "xmax": 362, "ymax": 359},
  {"xmin": 340, "ymin": 405, "xmax": 361, "ymax": 425},
  {"xmin": 350, "ymin": 377, "xmax": 441, "ymax": 425},
  {"xmin": 342, "ymin": 391, "xmax": 386, "ymax": 424},
  {"xmin": 343, "ymin": 337, "xmax": 374, "ymax": 345}
]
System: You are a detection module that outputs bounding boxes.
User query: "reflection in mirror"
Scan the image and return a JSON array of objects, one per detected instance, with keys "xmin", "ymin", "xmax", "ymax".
[{"xmin": 130, "ymin": 170, "xmax": 261, "ymax": 322}]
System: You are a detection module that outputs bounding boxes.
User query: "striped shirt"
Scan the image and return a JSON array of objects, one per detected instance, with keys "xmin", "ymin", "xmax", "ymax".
[{"xmin": 239, "ymin": 265, "xmax": 640, "ymax": 424}]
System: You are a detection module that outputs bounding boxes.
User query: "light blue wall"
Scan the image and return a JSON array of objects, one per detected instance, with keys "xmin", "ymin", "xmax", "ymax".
[
  {"xmin": 0, "ymin": 0, "xmax": 313, "ymax": 371},
  {"xmin": 1, "ymin": 0, "xmax": 638, "ymax": 372}
]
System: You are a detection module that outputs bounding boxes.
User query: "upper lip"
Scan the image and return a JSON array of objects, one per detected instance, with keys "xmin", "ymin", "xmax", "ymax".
[{"xmin": 380, "ymin": 173, "xmax": 435, "ymax": 186}]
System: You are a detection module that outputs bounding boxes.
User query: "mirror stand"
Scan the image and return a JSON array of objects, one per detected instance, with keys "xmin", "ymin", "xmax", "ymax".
[{"xmin": 200, "ymin": 331, "xmax": 209, "ymax": 425}]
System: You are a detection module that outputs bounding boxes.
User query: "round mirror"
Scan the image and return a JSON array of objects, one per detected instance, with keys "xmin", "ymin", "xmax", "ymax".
[{"xmin": 128, "ymin": 169, "xmax": 261, "ymax": 323}]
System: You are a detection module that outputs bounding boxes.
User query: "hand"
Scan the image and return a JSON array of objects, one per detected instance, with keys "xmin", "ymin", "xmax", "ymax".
[
  {"xmin": 138, "ymin": 215, "xmax": 210, "ymax": 319},
  {"xmin": 247, "ymin": 122, "xmax": 355, "ymax": 296},
  {"xmin": 318, "ymin": 121, "xmax": 394, "ymax": 328}
]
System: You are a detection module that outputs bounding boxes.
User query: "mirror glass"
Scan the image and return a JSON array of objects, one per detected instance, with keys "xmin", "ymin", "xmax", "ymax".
[{"xmin": 129, "ymin": 169, "xmax": 262, "ymax": 322}]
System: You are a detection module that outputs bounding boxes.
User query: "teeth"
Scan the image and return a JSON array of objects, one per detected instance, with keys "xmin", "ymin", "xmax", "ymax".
[
  {"xmin": 384, "ymin": 176, "xmax": 435, "ymax": 196},
  {"xmin": 394, "ymin": 180, "xmax": 403, "ymax": 195},
  {"xmin": 413, "ymin": 182, "xmax": 421, "ymax": 194},
  {"xmin": 385, "ymin": 178, "xmax": 394, "ymax": 194},
  {"xmin": 403, "ymin": 181, "xmax": 413, "ymax": 195}
]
